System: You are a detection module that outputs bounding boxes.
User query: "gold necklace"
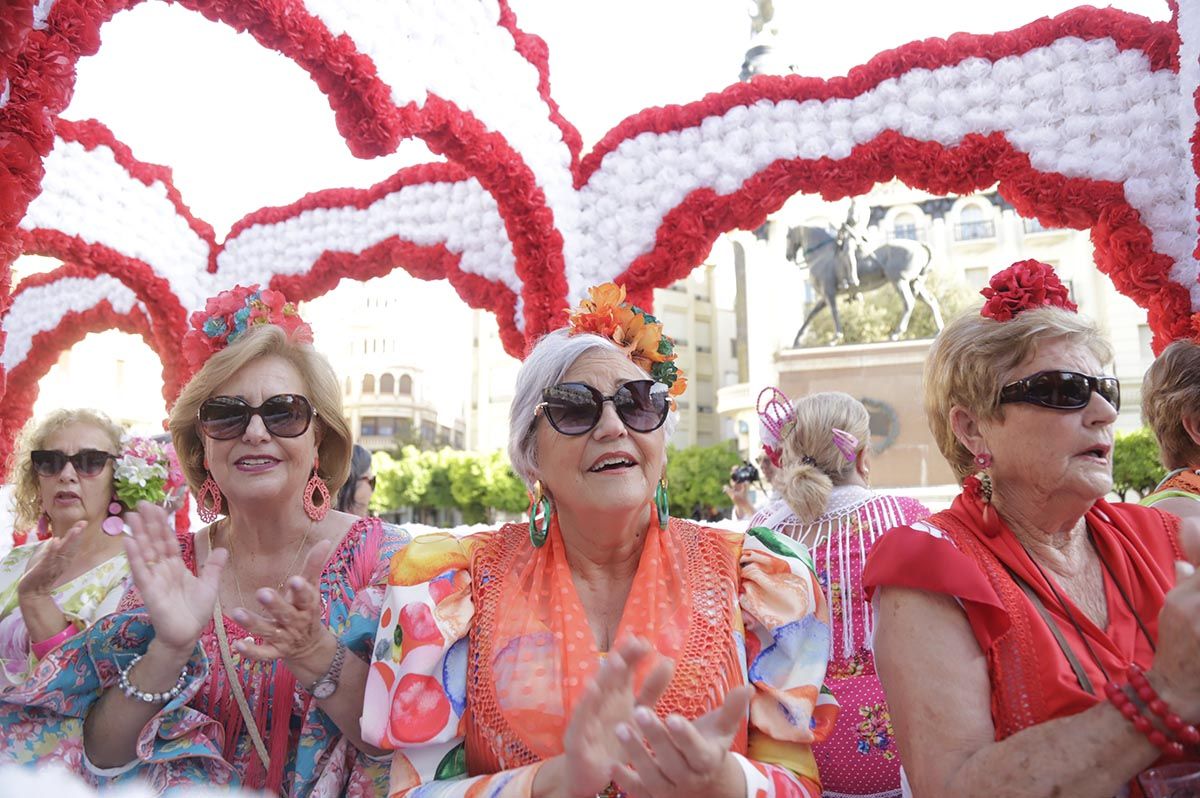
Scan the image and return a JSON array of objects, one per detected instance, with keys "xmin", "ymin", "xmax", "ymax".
[{"xmin": 223, "ymin": 519, "xmax": 314, "ymax": 609}]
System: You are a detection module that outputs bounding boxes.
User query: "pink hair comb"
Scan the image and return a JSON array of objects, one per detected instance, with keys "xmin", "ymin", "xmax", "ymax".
[
  {"xmin": 831, "ymin": 427, "xmax": 860, "ymax": 462},
  {"xmin": 757, "ymin": 387, "xmax": 795, "ymax": 468}
]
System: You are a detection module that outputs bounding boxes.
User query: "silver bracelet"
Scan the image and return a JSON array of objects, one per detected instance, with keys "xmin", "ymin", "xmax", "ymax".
[{"xmin": 118, "ymin": 653, "xmax": 189, "ymax": 704}]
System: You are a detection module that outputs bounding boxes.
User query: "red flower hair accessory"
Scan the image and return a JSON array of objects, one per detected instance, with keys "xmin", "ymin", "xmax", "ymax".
[
  {"xmin": 182, "ymin": 285, "xmax": 313, "ymax": 371},
  {"xmin": 567, "ymin": 283, "xmax": 687, "ymax": 402},
  {"xmin": 980, "ymin": 259, "xmax": 1078, "ymax": 322}
]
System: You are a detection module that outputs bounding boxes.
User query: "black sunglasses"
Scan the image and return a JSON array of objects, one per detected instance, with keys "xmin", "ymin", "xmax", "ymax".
[
  {"xmin": 537, "ymin": 380, "xmax": 670, "ymax": 436},
  {"xmin": 197, "ymin": 394, "xmax": 317, "ymax": 441},
  {"xmin": 359, "ymin": 475, "xmax": 376, "ymax": 490},
  {"xmin": 999, "ymin": 370, "xmax": 1121, "ymax": 412},
  {"xmin": 31, "ymin": 449, "xmax": 116, "ymax": 478}
]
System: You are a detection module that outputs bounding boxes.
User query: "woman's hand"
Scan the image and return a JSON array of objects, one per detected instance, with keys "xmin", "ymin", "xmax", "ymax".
[
  {"xmin": 1149, "ymin": 517, "xmax": 1200, "ymax": 722},
  {"xmin": 17, "ymin": 520, "xmax": 85, "ymax": 599},
  {"xmin": 124, "ymin": 501, "xmax": 227, "ymax": 655},
  {"xmin": 611, "ymin": 685, "xmax": 752, "ymax": 798},
  {"xmin": 536, "ymin": 637, "xmax": 673, "ymax": 798},
  {"xmin": 229, "ymin": 539, "xmax": 333, "ymax": 665}
]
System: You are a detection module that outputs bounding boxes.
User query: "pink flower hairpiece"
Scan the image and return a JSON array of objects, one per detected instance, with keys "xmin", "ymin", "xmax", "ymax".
[
  {"xmin": 756, "ymin": 387, "xmax": 795, "ymax": 468},
  {"xmin": 831, "ymin": 427, "xmax": 860, "ymax": 462},
  {"xmin": 980, "ymin": 259, "xmax": 1077, "ymax": 322},
  {"xmin": 182, "ymin": 285, "xmax": 313, "ymax": 371}
]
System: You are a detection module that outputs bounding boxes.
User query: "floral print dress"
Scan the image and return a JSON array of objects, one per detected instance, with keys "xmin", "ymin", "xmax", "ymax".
[
  {"xmin": 0, "ymin": 517, "xmax": 408, "ymax": 797},
  {"xmin": 0, "ymin": 542, "xmax": 130, "ymax": 687},
  {"xmin": 363, "ymin": 515, "xmax": 838, "ymax": 797},
  {"xmin": 750, "ymin": 486, "xmax": 929, "ymax": 798}
]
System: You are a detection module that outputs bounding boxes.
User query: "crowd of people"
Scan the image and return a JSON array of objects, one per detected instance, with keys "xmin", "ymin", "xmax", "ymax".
[{"xmin": 0, "ymin": 261, "xmax": 1195, "ymax": 797}]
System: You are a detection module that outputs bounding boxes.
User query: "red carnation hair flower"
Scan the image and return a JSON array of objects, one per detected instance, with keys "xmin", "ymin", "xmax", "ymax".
[{"xmin": 980, "ymin": 259, "xmax": 1078, "ymax": 322}]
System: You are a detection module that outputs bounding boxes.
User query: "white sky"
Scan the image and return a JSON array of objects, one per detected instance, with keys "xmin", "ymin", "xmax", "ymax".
[{"xmin": 30, "ymin": 0, "xmax": 1173, "ymax": 426}]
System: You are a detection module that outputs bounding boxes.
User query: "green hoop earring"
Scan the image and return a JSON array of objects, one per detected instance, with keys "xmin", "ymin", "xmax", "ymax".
[
  {"xmin": 528, "ymin": 481, "xmax": 552, "ymax": 547},
  {"xmin": 654, "ymin": 478, "xmax": 670, "ymax": 529}
]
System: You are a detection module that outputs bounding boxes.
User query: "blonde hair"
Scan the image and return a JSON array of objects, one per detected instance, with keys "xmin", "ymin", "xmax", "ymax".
[
  {"xmin": 779, "ymin": 392, "xmax": 870, "ymax": 523},
  {"xmin": 924, "ymin": 305, "xmax": 1113, "ymax": 482},
  {"xmin": 168, "ymin": 325, "xmax": 352, "ymax": 508},
  {"xmin": 1142, "ymin": 339, "xmax": 1200, "ymax": 470},
  {"xmin": 8, "ymin": 409, "xmax": 124, "ymax": 531}
]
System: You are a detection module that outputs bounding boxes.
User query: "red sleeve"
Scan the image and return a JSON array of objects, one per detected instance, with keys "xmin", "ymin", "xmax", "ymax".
[{"xmin": 863, "ymin": 525, "xmax": 1016, "ymax": 653}]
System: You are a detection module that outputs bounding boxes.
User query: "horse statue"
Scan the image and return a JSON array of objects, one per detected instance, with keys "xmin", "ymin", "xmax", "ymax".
[{"xmin": 784, "ymin": 224, "xmax": 945, "ymax": 347}]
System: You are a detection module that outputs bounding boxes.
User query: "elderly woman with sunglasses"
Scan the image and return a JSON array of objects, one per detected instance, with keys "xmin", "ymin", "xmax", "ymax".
[
  {"xmin": 0, "ymin": 287, "xmax": 408, "ymax": 795},
  {"xmin": 0, "ymin": 410, "xmax": 130, "ymax": 688},
  {"xmin": 362, "ymin": 284, "xmax": 836, "ymax": 798},
  {"xmin": 861, "ymin": 261, "xmax": 1200, "ymax": 796}
]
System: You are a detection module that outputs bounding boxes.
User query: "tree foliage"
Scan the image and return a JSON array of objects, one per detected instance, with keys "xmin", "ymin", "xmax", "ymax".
[
  {"xmin": 1111, "ymin": 428, "xmax": 1166, "ymax": 501},
  {"xmin": 666, "ymin": 441, "xmax": 743, "ymax": 514},
  {"xmin": 801, "ymin": 269, "xmax": 977, "ymax": 346},
  {"xmin": 371, "ymin": 447, "xmax": 527, "ymax": 523}
]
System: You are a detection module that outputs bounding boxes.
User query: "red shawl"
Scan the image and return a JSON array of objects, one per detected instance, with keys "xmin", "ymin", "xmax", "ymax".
[{"xmin": 863, "ymin": 494, "xmax": 1181, "ymax": 738}]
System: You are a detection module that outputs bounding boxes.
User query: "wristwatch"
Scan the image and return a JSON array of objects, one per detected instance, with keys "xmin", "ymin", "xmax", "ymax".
[{"xmin": 310, "ymin": 640, "xmax": 347, "ymax": 699}]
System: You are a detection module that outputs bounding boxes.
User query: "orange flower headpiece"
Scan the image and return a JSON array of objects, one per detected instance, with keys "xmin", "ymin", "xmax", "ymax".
[
  {"xmin": 182, "ymin": 284, "xmax": 313, "ymax": 371},
  {"xmin": 567, "ymin": 283, "xmax": 687, "ymax": 403}
]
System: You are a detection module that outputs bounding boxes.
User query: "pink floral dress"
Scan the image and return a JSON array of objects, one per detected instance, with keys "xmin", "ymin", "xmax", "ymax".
[{"xmin": 751, "ymin": 486, "xmax": 929, "ymax": 798}]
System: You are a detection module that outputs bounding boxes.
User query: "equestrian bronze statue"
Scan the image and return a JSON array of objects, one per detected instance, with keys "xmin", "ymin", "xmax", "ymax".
[{"xmin": 784, "ymin": 223, "xmax": 945, "ymax": 347}]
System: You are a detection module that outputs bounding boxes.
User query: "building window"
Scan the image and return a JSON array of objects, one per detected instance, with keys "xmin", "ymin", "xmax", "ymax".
[
  {"xmin": 362, "ymin": 374, "xmax": 375, "ymax": 394},
  {"xmin": 964, "ymin": 266, "xmax": 989, "ymax": 291},
  {"xmin": 380, "ymin": 374, "xmax": 395, "ymax": 394},
  {"xmin": 360, "ymin": 417, "xmax": 377, "ymax": 436},
  {"xmin": 955, "ymin": 204, "xmax": 995, "ymax": 241},
  {"xmin": 399, "ymin": 374, "xmax": 413, "ymax": 395},
  {"xmin": 891, "ymin": 212, "xmax": 919, "ymax": 240},
  {"xmin": 1022, "ymin": 216, "xmax": 1054, "ymax": 234},
  {"xmin": 421, "ymin": 420, "xmax": 436, "ymax": 444}
]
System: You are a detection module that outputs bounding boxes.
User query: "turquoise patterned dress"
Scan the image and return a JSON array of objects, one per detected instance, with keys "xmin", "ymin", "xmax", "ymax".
[{"xmin": 0, "ymin": 517, "xmax": 408, "ymax": 797}]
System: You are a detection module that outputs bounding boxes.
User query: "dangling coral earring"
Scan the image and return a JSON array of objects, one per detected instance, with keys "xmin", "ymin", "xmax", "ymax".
[
  {"xmin": 303, "ymin": 455, "xmax": 330, "ymax": 522},
  {"xmin": 198, "ymin": 462, "xmax": 223, "ymax": 523},
  {"xmin": 36, "ymin": 513, "xmax": 51, "ymax": 541},
  {"xmin": 655, "ymin": 477, "xmax": 670, "ymax": 530},
  {"xmin": 528, "ymin": 481, "xmax": 552, "ymax": 547}
]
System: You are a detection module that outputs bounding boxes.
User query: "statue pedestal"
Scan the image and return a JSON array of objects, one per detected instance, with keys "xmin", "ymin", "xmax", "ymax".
[{"xmin": 775, "ymin": 338, "xmax": 957, "ymax": 494}]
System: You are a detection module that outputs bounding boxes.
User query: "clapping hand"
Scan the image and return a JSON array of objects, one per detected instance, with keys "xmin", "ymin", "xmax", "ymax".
[
  {"xmin": 17, "ymin": 520, "xmax": 85, "ymax": 599},
  {"xmin": 230, "ymin": 539, "xmax": 333, "ymax": 663},
  {"xmin": 554, "ymin": 637, "xmax": 673, "ymax": 797},
  {"xmin": 124, "ymin": 501, "xmax": 227, "ymax": 655},
  {"xmin": 611, "ymin": 684, "xmax": 752, "ymax": 797}
]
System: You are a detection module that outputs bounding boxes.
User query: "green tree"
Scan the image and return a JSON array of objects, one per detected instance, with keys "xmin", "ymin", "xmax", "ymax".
[
  {"xmin": 1111, "ymin": 428, "xmax": 1166, "ymax": 501},
  {"xmin": 801, "ymin": 269, "xmax": 977, "ymax": 346},
  {"xmin": 666, "ymin": 441, "xmax": 743, "ymax": 515},
  {"xmin": 371, "ymin": 447, "xmax": 528, "ymax": 521}
]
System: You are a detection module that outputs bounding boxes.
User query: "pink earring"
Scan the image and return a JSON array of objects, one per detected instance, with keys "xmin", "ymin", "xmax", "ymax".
[
  {"xmin": 36, "ymin": 513, "xmax": 51, "ymax": 541},
  {"xmin": 973, "ymin": 452, "xmax": 992, "ymax": 469},
  {"xmin": 197, "ymin": 460, "xmax": 222, "ymax": 523},
  {"xmin": 101, "ymin": 497, "xmax": 125, "ymax": 536},
  {"xmin": 303, "ymin": 455, "xmax": 330, "ymax": 522}
]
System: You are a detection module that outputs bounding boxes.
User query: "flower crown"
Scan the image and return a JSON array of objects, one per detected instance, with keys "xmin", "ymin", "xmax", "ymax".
[
  {"xmin": 113, "ymin": 436, "xmax": 187, "ymax": 511},
  {"xmin": 182, "ymin": 285, "xmax": 313, "ymax": 370},
  {"xmin": 566, "ymin": 283, "xmax": 687, "ymax": 401},
  {"xmin": 980, "ymin": 259, "xmax": 1077, "ymax": 321}
]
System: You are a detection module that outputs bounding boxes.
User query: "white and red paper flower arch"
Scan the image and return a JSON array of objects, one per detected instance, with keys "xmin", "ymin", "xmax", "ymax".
[{"xmin": 0, "ymin": 0, "xmax": 1199, "ymax": 466}]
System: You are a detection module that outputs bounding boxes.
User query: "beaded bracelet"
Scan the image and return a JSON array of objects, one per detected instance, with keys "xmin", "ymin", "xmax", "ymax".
[
  {"xmin": 118, "ymin": 653, "xmax": 189, "ymax": 704},
  {"xmin": 1127, "ymin": 665, "xmax": 1200, "ymax": 751}
]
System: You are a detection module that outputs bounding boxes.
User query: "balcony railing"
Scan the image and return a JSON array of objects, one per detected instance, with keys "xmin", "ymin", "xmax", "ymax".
[{"xmin": 954, "ymin": 220, "xmax": 995, "ymax": 241}]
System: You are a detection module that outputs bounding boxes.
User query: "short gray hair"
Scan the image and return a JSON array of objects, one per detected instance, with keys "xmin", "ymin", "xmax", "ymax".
[{"xmin": 508, "ymin": 329, "xmax": 679, "ymax": 488}]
